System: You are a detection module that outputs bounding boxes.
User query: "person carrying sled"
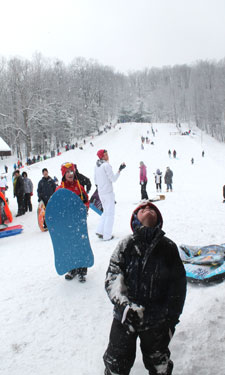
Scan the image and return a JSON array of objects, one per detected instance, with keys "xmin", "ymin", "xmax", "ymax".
[
  {"xmin": 58, "ymin": 162, "xmax": 89, "ymax": 282},
  {"xmin": 164, "ymin": 167, "xmax": 173, "ymax": 192},
  {"xmin": 94, "ymin": 149, "xmax": 126, "ymax": 241},
  {"xmin": 103, "ymin": 201, "xmax": 186, "ymax": 375},
  {"xmin": 22, "ymin": 171, "xmax": 33, "ymax": 212},
  {"xmin": 13, "ymin": 170, "xmax": 25, "ymax": 217},
  {"xmin": 139, "ymin": 161, "xmax": 148, "ymax": 200},
  {"xmin": 155, "ymin": 168, "xmax": 162, "ymax": 193}
]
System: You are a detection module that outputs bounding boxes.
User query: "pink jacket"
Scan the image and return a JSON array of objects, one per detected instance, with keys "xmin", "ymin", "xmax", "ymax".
[{"xmin": 140, "ymin": 164, "xmax": 147, "ymax": 183}]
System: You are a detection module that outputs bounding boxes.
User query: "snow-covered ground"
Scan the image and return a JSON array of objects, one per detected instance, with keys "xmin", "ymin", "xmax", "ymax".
[{"xmin": 1, "ymin": 122, "xmax": 225, "ymax": 375}]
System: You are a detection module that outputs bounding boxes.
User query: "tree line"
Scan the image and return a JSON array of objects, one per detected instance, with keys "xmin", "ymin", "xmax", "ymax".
[{"xmin": 0, "ymin": 53, "xmax": 224, "ymax": 157}]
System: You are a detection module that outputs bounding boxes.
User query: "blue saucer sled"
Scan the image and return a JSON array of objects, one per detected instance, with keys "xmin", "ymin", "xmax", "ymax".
[{"xmin": 45, "ymin": 189, "xmax": 94, "ymax": 275}]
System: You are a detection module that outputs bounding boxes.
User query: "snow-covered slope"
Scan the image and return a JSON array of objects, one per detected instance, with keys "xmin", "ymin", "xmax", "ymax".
[{"xmin": 1, "ymin": 123, "xmax": 225, "ymax": 375}]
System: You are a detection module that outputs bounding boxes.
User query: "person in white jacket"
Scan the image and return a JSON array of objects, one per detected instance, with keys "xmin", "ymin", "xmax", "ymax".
[{"xmin": 94, "ymin": 149, "xmax": 126, "ymax": 241}]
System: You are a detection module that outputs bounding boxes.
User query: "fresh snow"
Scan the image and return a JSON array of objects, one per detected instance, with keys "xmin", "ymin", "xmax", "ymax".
[{"xmin": 1, "ymin": 122, "xmax": 225, "ymax": 375}]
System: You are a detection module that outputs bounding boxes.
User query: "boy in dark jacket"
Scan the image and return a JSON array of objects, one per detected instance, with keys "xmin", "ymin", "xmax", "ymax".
[
  {"xmin": 103, "ymin": 201, "xmax": 186, "ymax": 375},
  {"xmin": 37, "ymin": 168, "xmax": 56, "ymax": 206},
  {"xmin": 13, "ymin": 170, "xmax": 25, "ymax": 216},
  {"xmin": 37, "ymin": 168, "xmax": 56, "ymax": 229}
]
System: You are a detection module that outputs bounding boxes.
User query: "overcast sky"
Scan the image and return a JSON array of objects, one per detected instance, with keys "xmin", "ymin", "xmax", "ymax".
[{"xmin": 1, "ymin": 0, "xmax": 225, "ymax": 73}]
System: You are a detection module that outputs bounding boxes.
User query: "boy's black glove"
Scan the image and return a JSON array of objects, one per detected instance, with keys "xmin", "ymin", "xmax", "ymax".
[{"xmin": 119, "ymin": 163, "xmax": 126, "ymax": 172}]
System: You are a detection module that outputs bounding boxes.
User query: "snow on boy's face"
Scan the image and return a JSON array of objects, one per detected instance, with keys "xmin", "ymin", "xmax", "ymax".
[
  {"xmin": 130, "ymin": 201, "xmax": 163, "ymax": 231},
  {"xmin": 137, "ymin": 205, "xmax": 158, "ymax": 228}
]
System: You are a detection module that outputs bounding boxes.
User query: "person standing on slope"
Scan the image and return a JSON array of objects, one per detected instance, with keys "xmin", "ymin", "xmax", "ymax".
[
  {"xmin": 22, "ymin": 171, "xmax": 33, "ymax": 212},
  {"xmin": 139, "ymin": 161, "xmax": 148, "ymax": 200},
  {"xmin": 103, "ymin": 201, "xmax": 186, "ymax": 375},
  {"xmin": 164, "ymin": 167, "xmax": 173, "ymax": 192},
  {"xmin": 57, "ymin": 162, "xmax": 89, "ymax": 282},
  {"xmin": 37, "ymin": 168, "xmax": 56, "ymax": 208},
  {"xmin": 94, "ymin": 149, "xmax": 126, "ymax": 241},
  {"xmin": 13, "ymin": 170, "xmax": 25, "ymax": 217},
  {"xmin": 155, "ymin": 168, "xmax": 162, "ymax": 193},
  {"xmin": 37, "ymin": 168, "xmax": 56, "ymax": 229}
]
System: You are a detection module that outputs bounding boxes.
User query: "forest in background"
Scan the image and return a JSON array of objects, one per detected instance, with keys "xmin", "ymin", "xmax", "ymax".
[{"xmin": 0, "ymin": 53, "xmax": 225, "ymax": 157}]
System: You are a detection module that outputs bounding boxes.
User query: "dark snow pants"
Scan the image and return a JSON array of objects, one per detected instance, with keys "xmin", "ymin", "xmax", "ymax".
[
  {"xmin": 103, "ymin": 319, "xmax": 174, "ymax": 375},
  {"xmin": 141, "ymin": 181, "xmax": 149, "ymax": 200},
  {"xmin": 24, "ymin": 193, "xmax": 32, "ymax": 212},
  {"xmin": 16, "ymin": 195, "xmax": 25, "ymax": 215}
]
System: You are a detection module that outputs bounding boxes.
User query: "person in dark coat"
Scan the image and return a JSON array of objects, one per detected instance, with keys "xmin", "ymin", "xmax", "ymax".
[
  {"xmin": 223, "ymin": 185, "xmax": 225, "ymax": 203},
  {"xmin": 103, "ymin": 201, "xmax": 186, "ymax": 375},
  {"xmin": 37, "ymin": 168, "xmax": 56, "ymax": 207},
  {"xmin": 75, "ymin": 164, "xmax": 92, "ymax": 194},
  {"xmin": 13, "ymin": 170, "xmax": 25, "ymax": 216},
  {"xmin": 164, "ymin": 167, "xmax": 173, "ymax": 192}
]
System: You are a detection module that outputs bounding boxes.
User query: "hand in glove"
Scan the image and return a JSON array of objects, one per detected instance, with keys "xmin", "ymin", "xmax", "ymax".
[
  {"xmin": 30, "ymin": 192, "xmax": 33, "ymax": 196},
  {"xmin": 119, "ymin": 163, "xmax": 126, "ymax": 172},
  {"xmin": 140, "ymin": 181, "xmax": 144, "ymax": 185},
  {"xmin": 121, "ymin": 303, "xmax": 145, "ymax": 332}
]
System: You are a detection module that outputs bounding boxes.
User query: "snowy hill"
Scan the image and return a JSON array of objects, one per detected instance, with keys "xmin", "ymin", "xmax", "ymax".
[{"xmin": 1, "ymin": 122, "xmax": 225, "ymax": 375}]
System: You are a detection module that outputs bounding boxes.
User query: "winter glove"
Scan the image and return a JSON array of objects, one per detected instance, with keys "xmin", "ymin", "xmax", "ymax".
[
  {"xmin": 140, "ymin": 181, "xmax": 144, "ymax": 185},
  {"xmin": 119, "ymin": 163, "xmax": 126, "ymax": 172},
  {"xmin": 121, "ymin": 303, "xmax": 145, "ymax": 333},
  {"xmin": 30, "ymin": 192, "xmax": 33, "ymax": 196}
]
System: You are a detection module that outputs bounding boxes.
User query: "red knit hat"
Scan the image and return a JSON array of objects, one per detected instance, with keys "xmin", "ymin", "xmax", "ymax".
[
  {"xmin": 61, "ymin": 162, "xmax": 76, "ymax": 176},
  {"xmin": 97, "ymin": 149, "xmax": 106, "ymax": 159}
]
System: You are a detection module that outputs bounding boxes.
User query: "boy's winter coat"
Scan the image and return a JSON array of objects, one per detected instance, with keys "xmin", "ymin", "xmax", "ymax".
[
  {"xmin": 105, "ymin": 202, "xmax": 186, "ymax": 331},
  {"xmin": 37, "ymin": 176, "xmax": 56, "ymax": 205}
]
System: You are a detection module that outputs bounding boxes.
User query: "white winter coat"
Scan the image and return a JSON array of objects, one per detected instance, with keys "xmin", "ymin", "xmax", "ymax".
[{"xmin": 94, "ymin": 160, "xmax": 120, "ymax": 195}]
